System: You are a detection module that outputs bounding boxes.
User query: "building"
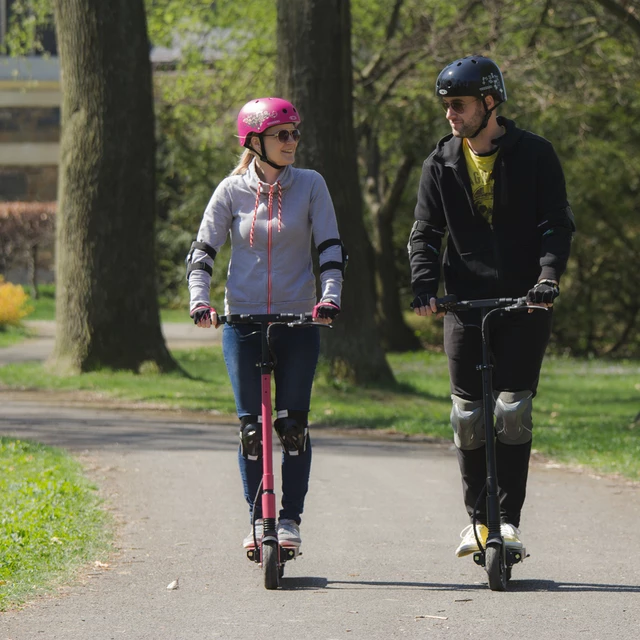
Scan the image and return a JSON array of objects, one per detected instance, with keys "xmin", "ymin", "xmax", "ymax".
[
  {"xmin": 0, "ymin": 0, "xmax": 59, "ymax": 202},
  {"xmin": 0, "ymin": 2, "xmax": 228, "ymax": 204}
]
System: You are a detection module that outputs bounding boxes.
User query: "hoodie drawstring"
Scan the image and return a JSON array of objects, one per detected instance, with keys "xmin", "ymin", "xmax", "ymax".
[
  {"xmin": 277, "ymin": 181, "xmax": 282, "ymax": 232},
  {"xmin": 249, "ymin": 181, "xmax": 282, "ymax": 247},
  {"xmin": 250, "ymin": 182, "xmax": 261, "ymax": 248}
]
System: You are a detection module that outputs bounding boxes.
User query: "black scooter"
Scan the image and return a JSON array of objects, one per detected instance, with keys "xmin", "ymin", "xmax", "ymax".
[{"xmin": 435, "ymin": 295, "xmax": 546, "ymax": 591}]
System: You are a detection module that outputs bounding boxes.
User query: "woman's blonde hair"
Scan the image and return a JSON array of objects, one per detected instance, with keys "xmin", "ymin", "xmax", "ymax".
[{"xmin": 230, "ymin": 149, "xmax": 255, "ymax": 176}]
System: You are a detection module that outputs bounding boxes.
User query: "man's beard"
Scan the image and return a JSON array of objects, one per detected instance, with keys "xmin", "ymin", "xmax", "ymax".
[{"xmin": 451, "ymin": 105, "xmax": 485, "ymax": 138}]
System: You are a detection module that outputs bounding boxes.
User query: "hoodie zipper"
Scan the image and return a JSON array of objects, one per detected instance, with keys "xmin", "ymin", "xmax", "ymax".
[
  {"xmin": 489, "ymin": 156, "xmax": 506, "ymax": 290},
  {"xmin": 267, "ymin": 184, "xmax": 275, "ymax": 312}
]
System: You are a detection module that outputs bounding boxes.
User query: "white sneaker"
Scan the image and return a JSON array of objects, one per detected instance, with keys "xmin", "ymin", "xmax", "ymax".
[
  {"xmin": 242, "ymin": 519, "xmax": 263, "ymax": 549},
  {"xmin": 455, "ymin": 523, "xmax": 488, "ymax": 557},
  {"xmin": 500, "ymin": 522, "xmax": 524, "ymax": 551},
  {"xmin": 277, "ymin": 519, "xmax": 301, "ymax": 548}
]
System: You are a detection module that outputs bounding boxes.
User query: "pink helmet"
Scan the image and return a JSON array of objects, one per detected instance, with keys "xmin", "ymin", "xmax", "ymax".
[{"xmin": 237, "ymin": 97, "xmax": 301, "ymax": 147}]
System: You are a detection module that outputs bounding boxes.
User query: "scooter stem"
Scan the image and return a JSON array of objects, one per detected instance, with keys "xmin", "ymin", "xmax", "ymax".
[
  {"xmin": 480, "ymin": 307, "xmax": 501, "ymax": 540},
  {"xmin": 261, "ymin": 371, "xmax": 276, "ymax": 522},
  {"xmin": 259, "ymin": 323, "xmax": 277, "ymax": 526}
]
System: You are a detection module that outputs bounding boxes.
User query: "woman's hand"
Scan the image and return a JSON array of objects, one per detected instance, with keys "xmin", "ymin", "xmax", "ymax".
[
  {"xmin": 190, "ymin": 305, "xmax": 219, "ymax": 328},
  {"xmin": 312, "ymin": 300, "xmax": 340, "ymax": 325}
]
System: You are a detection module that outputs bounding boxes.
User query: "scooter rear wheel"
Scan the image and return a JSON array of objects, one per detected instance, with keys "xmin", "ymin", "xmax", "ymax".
[
  {"xmin": 486, "ymin": 543, "xmax": 508, "ymax": 591},
  {"xmin": 263, "ymin": 540, "xmax": 280, "ymax": 590}
]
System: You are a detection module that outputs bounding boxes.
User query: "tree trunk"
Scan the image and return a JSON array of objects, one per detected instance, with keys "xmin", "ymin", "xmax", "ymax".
[
  {"xmin": 51, "ymin": 0, "xmax": 176, "ymax": 373},
  {"xmin": 363, "ymin": 131, "xmax": 421, "ymax": 352},
  {"xmin": 276, "ymin": 0, "xmax": 394, "ymax": 385},
  {"xmin": 28, "ymin": 243, "xmax": 38, "ymax": 299}
]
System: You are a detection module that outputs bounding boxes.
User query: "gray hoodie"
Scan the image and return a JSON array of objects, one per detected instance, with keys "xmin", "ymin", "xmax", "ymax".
[{"xmin": 188, "ymin": 158, "xmax": 344, "ymax": 315}]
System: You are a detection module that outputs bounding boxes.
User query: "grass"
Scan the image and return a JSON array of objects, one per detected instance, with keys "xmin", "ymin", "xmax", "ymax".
[
  {"xmin": 0, "ymin": 438, "xmax": 112, "ymax": 611},
  {"xmin": 0, "ymin": 346, "xmax": 638, "ymax": 480},
  {"xmin": 24, "ymin": 284, "xmax": 56, "ymax": 321},
  {"xmin": 529, "ymin": 358, "xmax": 640, "ymax": 479},
  {"xmin": 0, "ymin": 325, "xmax": 32, "ymax": 348}
]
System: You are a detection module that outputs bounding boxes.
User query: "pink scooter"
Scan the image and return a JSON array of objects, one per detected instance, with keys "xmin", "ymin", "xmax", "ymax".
[{"xmin": 218, "ymin": 312, "xmax": 327, "ymax": 589}]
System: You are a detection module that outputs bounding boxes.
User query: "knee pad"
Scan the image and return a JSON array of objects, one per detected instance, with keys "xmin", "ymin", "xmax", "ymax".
[
  {"xmin": 495, "ymin": 391, "xmax": 533, "ymax": 445},
  {"xmin": 239, "ymin": 415, "xmax": 262, "ymax": 461},
  {"xmin": 274, "ymin": 410, "xmax": 309, "ymax": 456},
  {"xmin": 451, "ymin": 395, "xmax": 485, "ymax": 450}
]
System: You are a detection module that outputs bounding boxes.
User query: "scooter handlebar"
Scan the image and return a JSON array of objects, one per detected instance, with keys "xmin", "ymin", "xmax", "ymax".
[
  {"xmin": 435, "ymin": 295, "xmax": 528, "ymax": 313},
  {"xmin": 217, "ymin": 312, "xmax": 316, "ymax": 325}
]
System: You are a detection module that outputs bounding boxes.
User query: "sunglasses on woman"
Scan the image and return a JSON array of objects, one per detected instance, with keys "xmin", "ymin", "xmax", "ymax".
[
  {"xmin": 441, "ymin": 98, "xmax": 480, "ymax": 114},
  {"xmin": 264, "ymin": 129, "xmax": 301, "ymax": 143}
]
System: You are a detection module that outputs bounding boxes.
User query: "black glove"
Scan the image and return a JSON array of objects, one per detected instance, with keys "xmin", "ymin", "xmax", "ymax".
[
  {"xmin": 410, "ymin": 293, "xmax": 435, "ymax": 310},
  {"xmin": 526, "ymin": 281, "xmax": 560, "ymax": 304},
  {"xmin": 190, "ymin": 305, "xmax": 216, "ymax": 325},
  {"xmin": 312, "ymin": 300, "xmax": 340, "ymax": 320}
]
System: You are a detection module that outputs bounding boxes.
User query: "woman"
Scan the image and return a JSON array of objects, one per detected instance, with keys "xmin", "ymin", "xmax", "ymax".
[{"xmin": 186, "ymin": 97, "xmax": 346, "ymax": 551}]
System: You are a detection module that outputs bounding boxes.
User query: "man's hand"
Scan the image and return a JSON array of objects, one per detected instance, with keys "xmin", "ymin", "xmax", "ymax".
[
  {"xmin": 526, "ymin": 280, "xmax": 559, "ymax": 307},
  {"xmin": 410, "ymin": 293, "xmax": 439, "ymax": 317}
]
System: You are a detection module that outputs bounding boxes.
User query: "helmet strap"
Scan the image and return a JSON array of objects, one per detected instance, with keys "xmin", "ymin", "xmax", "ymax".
[
  {"xmin": 253, "ymin": 134, "xmax": 285, "ymax": 170},
  {"xmin": 467, "ymin": 98, "xmax": 500, "ymax": 139}
]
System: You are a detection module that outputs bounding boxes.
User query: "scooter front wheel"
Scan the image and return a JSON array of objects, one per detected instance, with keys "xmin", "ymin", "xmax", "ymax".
[
  {"xmin": 263, "ymin": 540, "xmax": 280, "ymax": 590},
  {"xmin": 485, "ymin": 543, "xmax": 508, "ymax": 591}
]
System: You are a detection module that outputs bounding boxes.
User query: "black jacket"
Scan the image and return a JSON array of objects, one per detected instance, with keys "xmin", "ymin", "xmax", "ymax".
[{"xmin": 408, "ymin": 116, "xmax": 575, "ymax": 300}]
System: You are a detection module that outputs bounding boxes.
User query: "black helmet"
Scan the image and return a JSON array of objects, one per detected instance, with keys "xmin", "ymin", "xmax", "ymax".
[{"xmin": 435, "ymin": 55, "xmax": 507, "ymax": 105}]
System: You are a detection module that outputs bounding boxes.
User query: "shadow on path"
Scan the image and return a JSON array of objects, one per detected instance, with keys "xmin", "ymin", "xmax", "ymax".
[
  {"xmin": 0, "ymin": 400, "xmax": 453, "ymax": 458},
  {"xmin": 322, "ymin": 578, "xmax": 640, "ymax": 593}
]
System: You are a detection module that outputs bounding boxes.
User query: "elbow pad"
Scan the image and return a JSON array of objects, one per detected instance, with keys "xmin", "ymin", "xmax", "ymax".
[
  {"xmin": 317, "ymin": 238, "xmax": 348, "ymax": 274},
  {"xmin": 185, "ymin": 240, "xmax": 217, "ymax": 280}
]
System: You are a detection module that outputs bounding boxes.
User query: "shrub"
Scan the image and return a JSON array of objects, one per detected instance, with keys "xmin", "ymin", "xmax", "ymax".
[{"xmin": 0, "ymin": 277, "xmax": 33, "ymax": 328}]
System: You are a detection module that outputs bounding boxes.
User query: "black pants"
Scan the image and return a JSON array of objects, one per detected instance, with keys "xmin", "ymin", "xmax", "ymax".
[{"xmin": 444, "ymin": 307, "xmax": 553, "ymax": 527}]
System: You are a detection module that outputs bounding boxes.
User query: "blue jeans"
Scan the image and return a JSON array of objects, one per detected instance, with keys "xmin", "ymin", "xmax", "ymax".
[{"xmin": 222, "ymin": 322, "xmax": 320, "ymax": 524}]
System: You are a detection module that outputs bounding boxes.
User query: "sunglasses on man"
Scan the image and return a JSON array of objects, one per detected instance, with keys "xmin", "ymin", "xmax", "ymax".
[
  {"xmin": 441, "ymin": 98, "xmax": 480, "ymax": 114},
  {"xmin": 263, "ymin": 129, "xmax": 301, "ymax": 143}
]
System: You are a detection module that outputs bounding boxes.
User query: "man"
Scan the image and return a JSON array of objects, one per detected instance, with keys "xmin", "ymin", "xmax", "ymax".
[{"xmin": 408, "ymin": 55, "xmax": 574, "ymax": 557}]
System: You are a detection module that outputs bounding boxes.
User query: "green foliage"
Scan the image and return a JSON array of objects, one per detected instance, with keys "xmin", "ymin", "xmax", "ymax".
[
  {"xmin": 0, "ymin": 438, "xmax": 111, "ymax": 610},
  {"xmin": 513, "ymin": 1, "xmax": 640, "ymax": 357},
  {"xmin": 1, "ymin": 0, "xmax": 53, "ymax": 55},
  {"xmin": 349, "ymin": 0, "xmax": 640, "ymax": 357}
]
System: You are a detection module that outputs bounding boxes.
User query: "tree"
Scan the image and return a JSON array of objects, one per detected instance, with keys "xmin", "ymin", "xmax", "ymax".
[
  {"xmin": 591, "ymin": 0, "xmax": 640, "ymax": 41},
  {"xmin": 276, "ymin": 0, "xmax": 394, "ymax": 384},
  {"xmin": 50, "ymin": 0, "xmax": 176, "ymax": 373}
]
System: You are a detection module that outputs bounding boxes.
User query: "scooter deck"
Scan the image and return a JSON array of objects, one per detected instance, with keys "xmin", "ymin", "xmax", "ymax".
[
  {"xmin": 473, "ymin": 547, "xmax": 527, "ymax": 568},
  {"xmin": 246, "ymin": 545, "xmax": 300, "ymax": 563}
]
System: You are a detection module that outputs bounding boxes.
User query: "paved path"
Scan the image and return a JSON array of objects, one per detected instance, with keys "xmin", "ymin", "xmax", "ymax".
[
  {"xmin": 1, "ymin": 328, "xmax": 639, "ymax": 639},
  {"xmin": 0, "ymin": 320, "xmax": 220, "ymax": 366}
]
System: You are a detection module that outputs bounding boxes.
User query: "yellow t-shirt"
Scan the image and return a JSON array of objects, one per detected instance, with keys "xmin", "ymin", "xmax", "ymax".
[{"xmin": 463, "ymin": 140, "xmax": 498, "ymax": 224}]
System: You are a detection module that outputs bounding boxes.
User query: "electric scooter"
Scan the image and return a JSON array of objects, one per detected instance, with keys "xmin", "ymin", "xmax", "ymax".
[
  {"xmin": 218, "ymin": 312, "xmax": 327, "ymax": 590},
  {"xmin": 435, "ymin": 295, "xmax": 546, "ymax": 591}
]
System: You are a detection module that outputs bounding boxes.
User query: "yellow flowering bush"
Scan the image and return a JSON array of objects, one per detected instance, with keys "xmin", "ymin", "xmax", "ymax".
[{"xmin": 0, "ymin": 277, "xmax": 33, "ymax": 328}]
